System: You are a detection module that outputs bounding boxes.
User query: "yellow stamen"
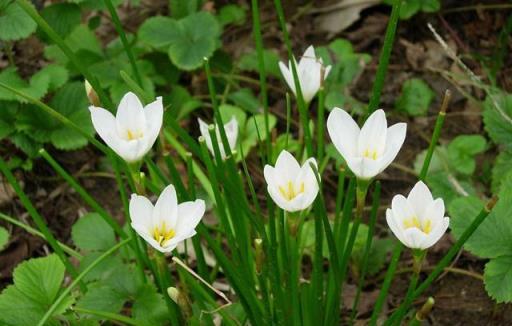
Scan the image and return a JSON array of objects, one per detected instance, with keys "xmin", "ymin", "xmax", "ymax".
[
  {"xmin": 152, "ymin": 222, "xmax": 176, "ymax": 246},
  {"xmin": 363, "ymin": 149, "xmax": 378, "ymax": 160},
  {"xmin": 403, "ymin": 216, "xmax": 432, "ymax": 234},
  {"xmin": 126, "ymin": 129, "xmax": 143, "ymax": 140},
  {"xmin": 278, "ymin": 181, "xmax": 305, "ymax": 201}
]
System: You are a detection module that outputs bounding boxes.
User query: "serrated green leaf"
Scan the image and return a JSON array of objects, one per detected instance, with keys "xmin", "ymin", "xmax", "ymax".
[
  {"xmin": 167, "ymin": 12, "xmax": 221, "ymax": 70},
  {"xmin": 0, "ymin": 226, "xmax": 8, "ymax": 251},
  {"xmin": 492, "ymin": 151, "xmax": 512, "ymax": 193},
  {"xmin": 45, "ymin": 25, "xmax": 103, "ymax": 65},
  {"xmin": 425, "ymin": 171, "xmax": 476, "ymax": 206},
  {"xmin": 396, "ymin": 78, "xmax": 435, "ymax": 116},
  {"xmin": 34, "ymin": 65, "xmax": 69, "ymax": 92},
  {"xmin": 72, "ymin": 213, "xmax": 116, "ymax": 252},
  {"xmin": 76, "ymin": 282, "xmax": 126, "ymax": 315},
  {"xmin": 0, "ymin": 285, "xmax": 47, "ymax": 326},
  {"xmin": 484, "ymin": 256, "xmax": 512, "ymax": 303},
  {"xmin": 13, "ymin": 254, "xmax": 65, "ymax": 306},
  {"xmin": 10, "ymin": 132, "xmax": 42, "ymax": 157},
  {"xmin": 447, "ymin": 135, "xmax": 487, "ymax": 175},
  {"xmin": 449, "ymin": 189, "xmax": 512, "ymax": 259},
  {"xmin": 132, "ymin": 285, "xmax": 169, "ymax": 326},
  {"xmin": 40, "ymin": 3, "xmax": 81, "ymax": 40},
  {"xmin": 79, "ymin": 252, "xmax": 124, "ymax": 283},
  {"xmin": 0, "ymin": 101, "xmax": 18, "ymax": 139},
  {"xmin": 483, "ymin": 92, "xmax": 512, "ymax": 149},
  {"xmin": 0, "ymin": 67, "xmax": 49, "ymax": 102},
  {"xmin": 138, "ymin": 16, "xmax": 180, "ymax": 50},
  {"xmin": 0, "ymin": 1, "xmax": 37, "ymax": 41}
]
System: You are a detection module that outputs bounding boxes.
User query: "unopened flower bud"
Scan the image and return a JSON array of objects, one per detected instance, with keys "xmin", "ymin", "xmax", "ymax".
[{"xmin": 84, "ymin": 80, "xmax": 100, "ymax": 107}]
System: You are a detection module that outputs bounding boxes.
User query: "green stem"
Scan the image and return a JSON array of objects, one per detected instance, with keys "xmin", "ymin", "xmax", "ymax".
[
  {"xmin": 366, "ymin": 0, "xmax": 403, "ymax": 116},
  {"xmin": 103, "ymin": 0, "xmax": 142, "ymax": 86},
  {"xmin": 370, "ymin": 90, "xmax": 451, "ymax": 324},
  {"xmin": 350, "ymin": 181, "xmax": 381, "ymax": 324},
  {"xmin": 73, "ymin": 307, "xmax": 141, "ymax": 326},
  {"xmin": 317, "ymin": 86, "xmax": 326, "ymax": 161},
  {"xmin": 17, "ymin": 0, "xmax": 113, "ymax": 109},
  {"xmin": 37, "ymin": 238, "xmax": 131, "ymax": 326},
  {"xmin": 0, "ymin": 212, "xmax": 81, "ymax": 259},
  {"xmin": 251, "ymin": 0, "xmax": 271, "ymax": 161},
  {"xmin": 386, "ymin": 198, "xmax": 497, "ymax": 323},
  {"xmin": 39, "ymin": 149, "xmax": 126, "ymax": 238},
  {"xmin": 0, "ymin": 157, "xmax": 84, "ymax": 290}
]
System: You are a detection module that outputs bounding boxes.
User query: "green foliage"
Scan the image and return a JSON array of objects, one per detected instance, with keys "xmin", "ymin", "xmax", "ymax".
[
  {"xmin": 218, "ymin": 4, "xmax": 246, "ymax": 27},
  {"xmin": 237, "ymin": 49, "xmax": 281, "ymax": 78},
  {"xmin": 72, "ymin": 213, "xmax": 116, "ymax": 252},
  {"xmin": 384, "ymin": 0, "xmax": 441, "ymax": 19},
  {"xmin": 0, "ymin": 0, "xmax": 37, "ymax": 41},
  {"xmin": 0, "ymin": 226, "xmax": 8, "ymax": 251},
  {"xmin": 396, "ymin": 78, "xmax": 435, "ymax": 116},
  {"xmin": 139, "ymin": 12, "xmax": 222, "ymax": 70},
  {"xmin": 39, "ymin": 3, "xmax": 81, "ymax": 40},
  {"xmin": 0, "ymin": 255, "xmax": 72, "ymax": 325},
  {"xmin": 447, "ymin": 135, "xmax": 487, "ymax": 175},
  {"xmin": 449, "ymin": 174, "xmax": 512, "ymax": 302},
  {"xmin": 483, "ymin": 92, "xmax": 512, "ymax": 150},
  {"xmin": 492, "ymin": 150, "xmax": 512, "ymax": 193}
]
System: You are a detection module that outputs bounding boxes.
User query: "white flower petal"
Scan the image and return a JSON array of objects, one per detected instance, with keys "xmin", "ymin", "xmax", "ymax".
[
  {"xmin": 403, "ymin": 228, "xmax": 427, "ymax": 249},
  {"xmin": 391, "ymin": 194, "xmax": 415, "ymax": 222},
  {"xmin": 424, "ymin": 198, "xmax": 445, "ymax": 224},
  {"xmin": 279, "ymin": 61, "xmax": 295, "ymax": 95},
  {"xmin": 174, "ymin": 199, "xmax": 205, "ymax": 238},
  {"xmin": 274, "ymin": 150, "xmax": 301, "ymax": 183},
  {"xmin": 379, "ymin": 122, "xmax": 407, "ymax": 174},
  {"xmin": 142, "ymin": 96, "xmax": 163, "ymax": 149},
  {"xmin": 327, "ymin": 108, "xmax": 360, "ymax": 160},
  {"xmin": 116, "ymin": 92, "xmax": 146, "ymax": 137},
  {"xmin": 267, "ymin": 185, "xmax": 296, "ymax": 212},
  {"xmin": 131, "ymin": 223, "xmax": 165, "ymax": 253},
  {"xmin": 89, "ymin": 106, "xmax": 118, "ymax": 149},
  {"xmin": 420, "ymin": 217, "xmax": 449, "ymax": 249},
  {"xmin": 358, "ymin": 109, "xmax": 387, "ymax": 157},
  {"xmin": 359, "ymin": 157, "xmax": 384, "ymax": 179},
  {"xmin": 386, "ymin": 209, "xmax": 408, "ymax": 246},
  {"xmin": 129, "ymin": 194, "xmax": 154, "ymax": 227},
  {"xmin": 153, "ymin": 184, "xmax": 179, "ymax": 229},
  {"xmin": 224, "ymin": 117, "xmax": 239, "ymax": 152},
  {"xmin": 407, "ymin": 180, "xmax": 433, "ymax": 219}
]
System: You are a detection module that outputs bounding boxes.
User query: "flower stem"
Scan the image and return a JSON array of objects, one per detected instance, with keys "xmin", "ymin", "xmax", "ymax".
[
  {"xmin": 317, "ymin": 86, "xmax": 326, "ymax": 161},
  {"xmin": 370, "ymin": 89, "xmax": 451, "ymax": 325},
  {"xmin": 103, "ymin": 0, "xmax": 142, "ymax": 87},
  {"xmin": 367, "ymin": 0, "xmax": 403, "ymax": 116}
]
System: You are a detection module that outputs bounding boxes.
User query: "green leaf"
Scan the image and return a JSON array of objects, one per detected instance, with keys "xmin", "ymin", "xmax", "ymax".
[
  {"xmin": 39, "ymin": 3, "xmax": 81, "ymax": 40},
  {"xmin": 79, "ymin": 252, "xmax": 124, "ymax": 283},
  {"xmin": 218, "ymin": 4, "xmax": 246, "ymax": 26},
  {"xmin": 227, "ymin": 88, "xmax": 260, "ymax": 114},
  {"xmin": 45, "ymin": 25, "xmax": 103, "ymax": 65},
  {"xmin": 0, "ymin": 67, "xmax": 50, "ymax": 102},
  {"xmin": 167, "ymin": 12, "xmax": 221, "ymax": 70},
  {"xmin": 132, "ymin": 285, "xmax": 169, "ymax": 326},
  {"xmin": 0, "ymin": 285, "xmax": 47, "ymax": 326},
  {"xmin": 447, "ymin": 135, "xmax": 487, "ymax": 175},
  {"xmin": 449, "ymin": 190, "xmax": 512, "ymax": 259},
  {"xmin": 396, "ymin": 78, "xmax": 435, "ymax": 116},
  {"xmin": 399, "ymin": 1, "xmax": 421, "ymax": 19},
  {"xmin": 76, "ymin": 282, "xmax": 126, "ymax": 315},
  {"xmin": 10, "ymin": 132, "xmax": 42, "ymax": 157},
  {"xmin": 237, "ymin": 49, "xmax": 281, "ymax": 78},
  {"xmin": 0, "ymin": 101, "xmax": 18, "ymax": 140},
  {"xmin": 219, "ymin": 104, "xmax": 247, "ymax": 131},
  {"xmin": 138, "ymin": 16, "xmax": 179, "ymax": 50},
  {"xmin": 484, "ymin": 256, "xmax": 512, "ymax": 303},
  {"xmin": 169, "ymin": 0, "xmax": 199, "ymax": 19},
  {"xmin": 421, "ymin": 0, "xmax": 441, "ymax": 12},
  {"xmin": 34, "ymin": 64, "xmax": 69, "ymax": 92},
  {"xmin": 241, "ymin": 114, "xmax": 277, "ymax": 156},
  {"xmin": 492, "ymin": 151, "xmax": 512, "ymax": 193},
  {"xmin": 0, "ymin": 226, "xmax": 8, "ymax": 251},
  {"xmin": 0, "ymin": 1, "xmax": 37, "ymax": 41},
  {"xmin": 72, "ymin": 213, "xmax": 116, "ymax": 252},
  {"xmin": 483, "ymin": 92, "xmax": 512, "ymax": 149},
  {"xmin": 13, "ymin": 254, "xmax": 65, "ymax": 306},
  {"xmin": 425, "ymin": 171, "xmax": 476, "ymax": 207}
]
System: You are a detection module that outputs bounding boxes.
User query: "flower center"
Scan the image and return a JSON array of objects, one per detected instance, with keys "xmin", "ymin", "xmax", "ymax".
[
  {"xmin": 126, "ymin": 129, "xmax": 144, "ymax": 141},
  {"xmin": 152, "ymin": 222, "xmax": 176, "ymax": 246},
  {"xmin": 363, "ymin": 149, "xmax": 378, "ymax": 160},
  {"xmin": 403, "ymin": 216, "xmax": 432, "ymax": 234},
  {"xmin": 278, "ymin": 181, "xmax": 305, "ymax": 201}
]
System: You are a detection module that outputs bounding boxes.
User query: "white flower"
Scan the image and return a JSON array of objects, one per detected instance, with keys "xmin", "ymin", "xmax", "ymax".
[
  {"xmin": 263, "ymin": 150, "xmax": 319, "ymax": 212},
  {"xmin": 386, "ymin": 181, "xmax": 450, "ymax": 250},
  {"xmin": 279, "ymin": 45, "xmax": 331, "ymax": 104},
  {"xmin": 198, "ymin": 116, "xmax": 238, "ymax": 159},
  {"xmin": 129, "ymin": 184, "xmax": 205, "ymax": 253},
  {"xmin": 89, "ymin": 92, "xmax": 163, "ymax": 163},
  {"xmin": 327, "ymin": 108, "xmax": 407, "ymax": 180}
]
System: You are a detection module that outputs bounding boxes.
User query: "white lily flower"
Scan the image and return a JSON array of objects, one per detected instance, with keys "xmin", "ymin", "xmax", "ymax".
[
  {"xmin": 263, "ymin": 150, "xmax": 319, "ymax": 212},
  {"xmin": 279, "ymin": 45, "xmax": 331, "ymax": 104},
  {"xmin": 198, "ymin": 116, "xmax": 238, "ymax": 159},
  {"xmin": 89, "ymin": 92, "xmax": 163, "ymax": 163},
  {"xmin": 327, "ymin": 108, "xmax": 407, "ymax": 180},
  {"xmin": 129, "ymin": 184, "xmax": 205, "ymax": 253},
  {"xmin": 386, "ymin": 181, "xmax": 450, "ymax": 250}
]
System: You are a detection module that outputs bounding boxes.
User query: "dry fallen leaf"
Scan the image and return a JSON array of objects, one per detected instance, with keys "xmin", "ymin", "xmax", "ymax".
[{"xmin": 314, "ymin": 0, "xmax": 381, "ymax": 36}]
